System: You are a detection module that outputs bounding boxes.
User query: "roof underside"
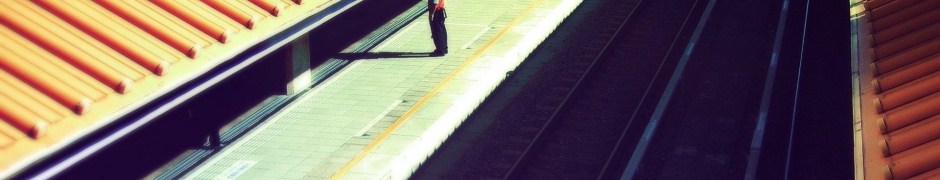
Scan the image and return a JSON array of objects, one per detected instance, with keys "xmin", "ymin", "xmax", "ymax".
[
  {"xmin": 857, "ymin": 0, "xmax": 940, "ymax": 179},
  {"xmin": 0, "ymin": 0, "xmax": 339, "ymax": 176}
]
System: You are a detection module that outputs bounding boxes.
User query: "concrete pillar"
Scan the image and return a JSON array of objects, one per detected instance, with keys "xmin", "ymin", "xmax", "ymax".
[{"xmin": 284, "ymin": 34, "xmax": 312, "ymax": 95}]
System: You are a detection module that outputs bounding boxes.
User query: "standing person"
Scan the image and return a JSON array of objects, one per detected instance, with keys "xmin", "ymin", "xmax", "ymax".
[{"xmin": 429, "ymin": 0, "xmax": 448, "ymax": 56}]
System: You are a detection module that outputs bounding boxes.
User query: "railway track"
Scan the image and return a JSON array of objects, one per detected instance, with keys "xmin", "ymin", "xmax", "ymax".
[
  {"xmin": 412, "ymin": 0, "xmax": 705, "ymax": 179},
  {"xmin": 504, "ymin": 0, "xmax": 703, "ymax": 179}
]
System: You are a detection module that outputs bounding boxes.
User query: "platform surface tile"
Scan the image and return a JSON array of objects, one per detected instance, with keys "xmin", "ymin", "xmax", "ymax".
[{"xmin": 183, "ymin": 0, "xmax": 580, "ymax": 179}]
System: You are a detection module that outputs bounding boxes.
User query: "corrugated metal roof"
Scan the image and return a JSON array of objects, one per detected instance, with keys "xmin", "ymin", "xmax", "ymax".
[
  {"xmin": 859, "ymin": 0, "xmax": 940, "ymax": 179},
  {"xmin": 0, "ymin": 0, "xmax": 336, "ymax": 176}
]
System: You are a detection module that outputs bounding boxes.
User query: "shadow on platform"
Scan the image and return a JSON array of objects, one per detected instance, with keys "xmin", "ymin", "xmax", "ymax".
[{"xmin": 334, "ymin": 52, "xmax": 432, "ymax": 60}]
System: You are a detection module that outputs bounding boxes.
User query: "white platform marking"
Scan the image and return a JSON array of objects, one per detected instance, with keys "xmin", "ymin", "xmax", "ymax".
[
  {"xmin": 463, "ymin": 26, "xmax": 493, "ymax": 50},
  {"xmin": 357, "ymin": 100, "xmax": 404, "ymax": 136},
  {"xmin": 217, "ymin": 160, "xmax": 256, "ymax": 180}
]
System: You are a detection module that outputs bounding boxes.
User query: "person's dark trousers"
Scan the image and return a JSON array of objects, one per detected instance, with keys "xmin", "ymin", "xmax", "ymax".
[{"xmin": 430, "ymin": 8, "xmax": 447, "ymax": 55}]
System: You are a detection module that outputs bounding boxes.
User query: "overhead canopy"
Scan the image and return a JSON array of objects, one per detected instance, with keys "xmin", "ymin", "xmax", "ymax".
[
  {"xmin": 0, "ymin": 0, "xmax": 350, "ymax": 177},
  {"xmin": 857, "ymin": 0, "xmax": 940, "ymax": 179}
]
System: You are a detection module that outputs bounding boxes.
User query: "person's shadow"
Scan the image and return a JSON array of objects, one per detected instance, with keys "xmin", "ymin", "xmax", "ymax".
[{"xmin": 334, "ymin": 52, "xmax": 433, "ymax": 60}]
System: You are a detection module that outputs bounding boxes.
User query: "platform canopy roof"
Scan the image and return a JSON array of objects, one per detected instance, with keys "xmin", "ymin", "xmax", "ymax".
[{"xmin": 0, "ymin": 0, "xmax": 348, "ymax": 177}]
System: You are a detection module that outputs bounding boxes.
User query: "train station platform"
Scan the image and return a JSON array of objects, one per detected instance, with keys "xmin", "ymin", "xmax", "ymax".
[
  {"xmin": 178, "ymin": 0, "xmax": 580, "ymax": 179},
  {"xmin": 0, "ymin": 0, "xmax": 362, "ymax": 178}
]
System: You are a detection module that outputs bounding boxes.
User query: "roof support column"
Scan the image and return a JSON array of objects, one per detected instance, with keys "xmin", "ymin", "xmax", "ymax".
[{"xmin": 284, "ymin": 34, "xmax": 312, "ymax": 95}]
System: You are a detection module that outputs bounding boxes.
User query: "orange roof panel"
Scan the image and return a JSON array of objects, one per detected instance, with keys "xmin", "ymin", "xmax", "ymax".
[
  {"xmin": 858, "ymin": 0, "xmax": 940, "ymax": 179},
  {"xmin": 0, "ymin": 0, "xmax": 347, "ymax": 177}
]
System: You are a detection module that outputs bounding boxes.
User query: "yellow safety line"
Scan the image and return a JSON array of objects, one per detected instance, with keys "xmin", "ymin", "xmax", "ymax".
[{"xmin": 330, "ymin": 0, "xmax": 545, "ymax": 179}]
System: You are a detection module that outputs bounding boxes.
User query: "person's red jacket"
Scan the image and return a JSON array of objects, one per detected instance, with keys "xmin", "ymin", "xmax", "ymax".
[
  {"xmin": 433, "ymin": 0, "xmax": 445, "ymax": 10},
  {"xmin": 430, "ymin": 0, "xmax": 446, "ymax": 20}
]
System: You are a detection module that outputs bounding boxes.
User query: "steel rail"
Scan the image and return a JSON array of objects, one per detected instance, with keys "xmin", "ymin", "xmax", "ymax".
[
  {"xmin": 596, "ymin": 0, "xmax": 699, "ymax": 178},
  {"xmin": 744, "ymin": 0, "xmax": 792, "ymax": 178},
  {"xmin": 784, "ymin": 0, "xmax": 811, "ymax": 179},
  {"xmin": 501, "ymin": 0, "xmax": 644, "ymax": 179},
  {"xmin": 621, "ymin": 0, "xmax": 717, "ymax": 179}
]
